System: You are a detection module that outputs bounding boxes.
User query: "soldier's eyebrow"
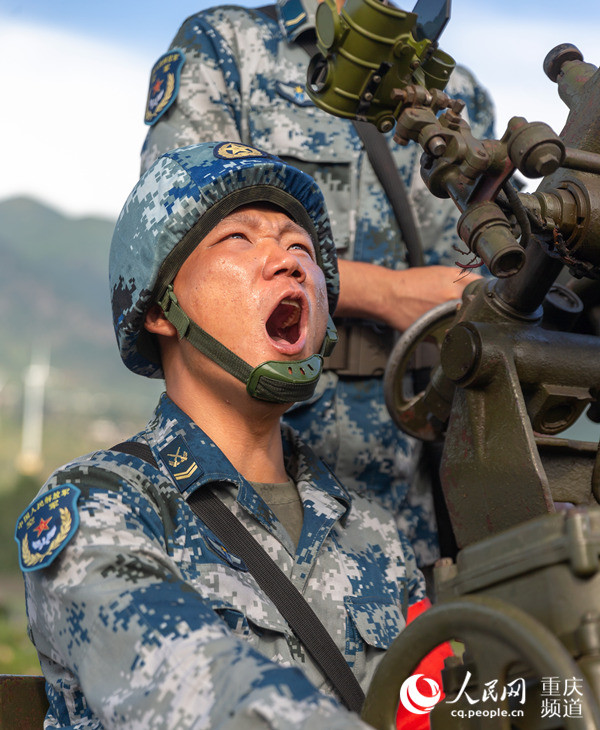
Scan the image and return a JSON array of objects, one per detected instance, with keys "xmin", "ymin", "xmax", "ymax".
[{"xmin": 225, "ymin": 209, "xmax": 311, "ymax": 238}]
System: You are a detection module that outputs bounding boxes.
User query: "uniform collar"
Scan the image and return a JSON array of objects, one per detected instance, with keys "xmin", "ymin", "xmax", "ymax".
[
  {"xmin": 277, "ymin": 0, "xmax": 317, "ymax": 42},
  {"xmin": 281, "ymin": 423, "xmax": 351, "ymax": 520},
  {"xmin": 145, "ymin": 393, "xmax": 352, "ymax": 519}
]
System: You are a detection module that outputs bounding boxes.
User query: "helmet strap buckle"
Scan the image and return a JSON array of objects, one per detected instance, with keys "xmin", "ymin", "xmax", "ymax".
[{"xmin": 158, "ymin": 285, "xmax": 191, "ymax": 340}]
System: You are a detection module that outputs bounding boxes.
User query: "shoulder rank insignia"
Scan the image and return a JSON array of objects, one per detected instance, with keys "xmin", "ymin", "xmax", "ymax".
[
  {"xmin": 275, "ymin": 81, "xmax": 314, "ymax": 108},
  {"xmin": 213, "ymin": 142, "xmax": 268, "ymax": 160},
  {"xmin": 159, "ymin": 435, "xmax": 203, "ymax": 492},
  {"xmin": 144, "ymin": 49, "xmax": 186, "ymax": 126},
  {"xmin": 279, "ymin": 0, "xmax": 308, "ymax": 35},
  {"xmin": 15, "ymin": 485, "xmax": 81, "ymax": 572}
]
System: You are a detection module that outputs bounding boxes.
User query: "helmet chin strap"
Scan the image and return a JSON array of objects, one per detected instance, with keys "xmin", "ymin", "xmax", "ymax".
[{"xmin": 158, "ymin": 285, "xmax": 338, "ymax": 404}]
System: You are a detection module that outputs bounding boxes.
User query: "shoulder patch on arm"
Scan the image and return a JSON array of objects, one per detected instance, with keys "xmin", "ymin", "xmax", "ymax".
[
  {"xmin": 144, "ymin": 49, "xmax": 186, "ymax": 126},
  {"xmin": 15, "ymin": 485, "xmax": 81, "ymax": 572}
]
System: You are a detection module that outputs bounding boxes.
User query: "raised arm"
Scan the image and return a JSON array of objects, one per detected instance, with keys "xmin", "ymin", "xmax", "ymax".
[{"xmin": 336, "ymin": 259, "xmax": 480, "ymax": 331}]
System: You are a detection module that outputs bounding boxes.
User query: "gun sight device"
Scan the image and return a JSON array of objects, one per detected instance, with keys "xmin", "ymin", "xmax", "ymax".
[{"xmin": 307, "ymin": 0, "xmax": 454, "ymax": 133}]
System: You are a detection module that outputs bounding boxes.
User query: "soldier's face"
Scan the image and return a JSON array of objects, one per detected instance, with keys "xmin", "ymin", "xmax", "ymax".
[{"xmin": 172, "ymin": 204, "xmax": 329, "ymax": 369}]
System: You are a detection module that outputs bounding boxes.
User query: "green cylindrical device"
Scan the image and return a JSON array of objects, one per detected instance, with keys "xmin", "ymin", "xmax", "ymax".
[{"xmin": 306, "ymin": 0, "xmax": 455, "ymax": 132}]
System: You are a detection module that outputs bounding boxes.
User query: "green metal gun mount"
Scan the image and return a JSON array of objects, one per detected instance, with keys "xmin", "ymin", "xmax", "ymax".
[{"xmin": 306, "ymin": 0, "xmax": 600, "ymax": 726}]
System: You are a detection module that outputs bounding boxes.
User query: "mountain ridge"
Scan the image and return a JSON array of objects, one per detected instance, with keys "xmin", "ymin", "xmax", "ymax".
[{"xmin": 0, "ymin": 196, "xmax": 158, "ymax": 417}]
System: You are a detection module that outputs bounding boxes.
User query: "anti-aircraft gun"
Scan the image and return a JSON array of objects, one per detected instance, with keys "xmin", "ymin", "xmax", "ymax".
[{"xmin": 307, "ymin": 0, "xmax": 600, "ymax": 727}]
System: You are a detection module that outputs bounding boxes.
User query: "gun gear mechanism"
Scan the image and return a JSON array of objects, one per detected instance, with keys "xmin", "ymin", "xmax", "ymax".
[{"xmin": 308, "ymin": 0, "xmax": 600, "ymax": 726}]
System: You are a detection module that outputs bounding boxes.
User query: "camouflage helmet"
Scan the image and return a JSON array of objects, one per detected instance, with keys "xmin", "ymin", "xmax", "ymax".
[{"xmin": 110, "ymin": 141, "xmax": 339, "ymax": 380}]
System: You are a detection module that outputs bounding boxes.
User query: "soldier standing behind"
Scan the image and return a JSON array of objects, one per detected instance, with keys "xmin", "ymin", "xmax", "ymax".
[{"xmin": 140, "ymin": 0, "xmax": 494, "ymax": 570}]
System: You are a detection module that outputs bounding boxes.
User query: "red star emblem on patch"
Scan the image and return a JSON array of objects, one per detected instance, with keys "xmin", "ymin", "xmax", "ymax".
[
  {"xmin": 34, "ymin": 517, "xmax": 52, "ymax": 537},
  {"xmin": 152, "ymin": 79, "xmax": 162, "ymax": 94}
]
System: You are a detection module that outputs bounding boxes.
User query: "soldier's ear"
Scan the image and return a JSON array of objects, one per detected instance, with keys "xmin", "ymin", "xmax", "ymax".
[{"xmin": 144, "ymin": 304, "xmax": 178, "ymax": 337}]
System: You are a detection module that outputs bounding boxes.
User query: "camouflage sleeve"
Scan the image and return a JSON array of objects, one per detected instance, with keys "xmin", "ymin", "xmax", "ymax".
[
  {"xmin": 448, "ymin": 64, "xmax": 496, "ymax": 139},
  {"xmin": 24, "ymin": 462, "xmax": 371, "ymax": 730},
  {"xmin": 398, "ymin": 529, "xmax": 427, "ymax": 606},
  {"xmin": 141, "ymin": 12, "xmax": 245, "ymax": 174}
]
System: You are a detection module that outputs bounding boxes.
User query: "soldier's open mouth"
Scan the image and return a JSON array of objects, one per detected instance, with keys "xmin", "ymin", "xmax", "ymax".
[{"xmin": 266, "ymin": 297, "xmax": 302, "ymax": 344}]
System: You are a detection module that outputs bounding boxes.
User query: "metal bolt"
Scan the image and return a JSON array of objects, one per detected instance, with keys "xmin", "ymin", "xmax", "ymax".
[
  {"xmin": 536, "ymin": 152, "xmax": 561, "ymax": 176},
  {"xmin": 544, "ymin": 43, "xmax": 584, "ymax": 83},
  {"xmin": 450, "ymin": 99, "xmax": 465, "ymax": 114},
  {"xmin": 428, "ymin": 136, "xmax": 447, "ymax": 157}
]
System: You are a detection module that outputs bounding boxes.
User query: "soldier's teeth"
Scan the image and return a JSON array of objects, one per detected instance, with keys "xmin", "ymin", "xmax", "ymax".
[{"xmin": 280, "ymin": 299, "xmax": 301, "ymax": 328}]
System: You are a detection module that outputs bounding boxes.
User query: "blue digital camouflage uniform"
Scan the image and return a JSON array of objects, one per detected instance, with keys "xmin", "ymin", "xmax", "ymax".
[
  {"xmin": 140, "ymin": 0, "xmax": 495, "ymax": 567},
  {"xmin": 17, "ymin": 394, "xmax": 425, "ymax": 729}
]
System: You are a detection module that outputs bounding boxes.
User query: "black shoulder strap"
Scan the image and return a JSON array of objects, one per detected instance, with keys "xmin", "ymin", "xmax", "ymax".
[
  {"xmin": 110, "ymin": 440, "xmax": 365, "ymax": 713},
  {"xmin": 188, "ymin": 488, "xmax": 365, "ymax": 713},
  {"xmin": 256, "ymin": 3, "xmax": 277, "ymax": 20},
  {"xmin": 111, "ymin": 440, "xmax": 158, "ymax": 468},
  {"xmin": 294, "ymin": 32, "xmax": 424, "ymax": 267},
  {"xmin": 351, "ymin": 120, "xmax": 425, "ymax": 267}
]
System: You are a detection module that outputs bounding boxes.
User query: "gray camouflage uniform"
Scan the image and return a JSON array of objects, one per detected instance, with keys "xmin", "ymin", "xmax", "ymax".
[
  {"xmin": 18, "ymin": 393, "xmax": 425, "ymax": 729},
  {"xmin": 140, "ymin": 0, "xmax": 495, "ymax": 568}
]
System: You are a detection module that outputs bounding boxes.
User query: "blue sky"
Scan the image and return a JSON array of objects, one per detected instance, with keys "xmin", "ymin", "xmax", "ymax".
[
  {"xmin": 1, "ymin": 0, "xmax": 598, "ymax": 218},
  {"xmin": 2, "ymin": 0, "xmax": 596, "ymax": 54}
]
